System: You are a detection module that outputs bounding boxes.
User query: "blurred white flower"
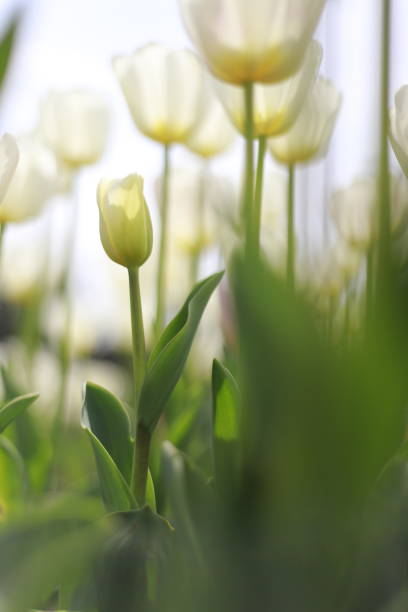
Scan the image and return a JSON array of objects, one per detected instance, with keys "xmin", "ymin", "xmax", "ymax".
[
  {"xmin": 268, "ymin": 77, "xmax": 341, "ymax": 164},
  {"xmin": 186, "ymin": 79, "xmax": 236, "ymax": 158},
  {"xmin": 0, "ymin": 133, "xmax": 19, "ymax": 204},
  {"xmin": 1, "ymin": 238, "xmax": 48, "ymax": 304},
  {"xmin": 214, "ymin": 40, "xmax": 322, "ymax": 137},
  {"xmin": 330, "ymin": 175, "xmax": 408, "ymax": 251},
  {"xmin": 0, "ymin": 136, "xmax": 58, "ymax": 224},
  {"xmin": 113, "ymin": 44, "xmax": 204, "ymax": 144},
  {"xmin": 179, "ymin": 0, "xmax": 326, "ymax": 84},
  {"xmin": 40, "ymin": 89, "xmax": 109, "ymax": 167},
  {"xmin": 390, "ymin": 86, "xmax": 408, "ymax": 179}
]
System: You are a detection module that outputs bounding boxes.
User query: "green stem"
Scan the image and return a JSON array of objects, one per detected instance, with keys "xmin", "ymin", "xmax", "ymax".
[
  {"xmin": 243, "ymin": 82, "xmax": 255, "ymax": 256},
  {"xmin": 128, "ymin": 267, "xmax": 146, "ymax": 419},
  {"xmin": 253, "ymin": 136, "xmax": 267, "ymax": 259},
  {"xmin": 155, "ymin": 143, "xmax": 171, "ymax": 334},
  {"xmin": 366, "ymin": 247, "xmax": 373, "ymax": 325},
  {"xmin": 287, "ymin": 164, "xmax": 296, "ymax": 290},
  {"xmin": 377, "ymin": 0, "xmax": 391, "ymax": 297},
  {"xmin": 128, "ymin": 267, "xmax": 150, "ymax": 505}
]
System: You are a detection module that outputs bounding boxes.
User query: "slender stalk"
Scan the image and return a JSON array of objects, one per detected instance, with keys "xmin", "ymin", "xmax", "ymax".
[
  {"xmin": 377, "ymin": 0, "xmax": 391, "ymax": 297},
  {"xmin": 243, "ymin": 82, "xmax": 255, "ymax": 256},
  {"xmin": 286, "ymin": 164, "xmax": 296, "ymax": 290},
  {"xmin": 128, "ymin": 267, "xmax": 146, "ymax": 418},
  {"xmin": 128, "ymin": 266, "xmax": 150, "ymax": 505},
  {"xmin": 253, "ymin": 135, "xmax": 267, "ymax": 259},
  {"xmin": 366, "ymin": 247, "xmax": 374, "ymax": 325},
  {"xmin": 155, "ymin": 143, "xmax": 171, "ymax": 334}
]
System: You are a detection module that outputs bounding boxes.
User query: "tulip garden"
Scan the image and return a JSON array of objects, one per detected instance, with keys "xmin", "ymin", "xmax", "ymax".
[{"xmin": 1, "ymin": 0, "xmax": 408, "ymax": 610}]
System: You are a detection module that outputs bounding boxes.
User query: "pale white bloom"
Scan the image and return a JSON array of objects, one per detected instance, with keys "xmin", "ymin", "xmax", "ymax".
[
  {"xmin": 0, "ymin": 136, "xmax": 58, "ymax": 224},
  {"xmin": 40, "ymin": 89, "xmax": 109, "ymax": 167},
  {"xmin": 330, "ymin": 175, "xmax": 408, "ymax": 251},
  {"xmin": 269, "ymin": 77, "xmax": 341, "ymax": 164},
  {"xmin": 186, "ymin": 79, "xmax": 236, "ymax": 158},
  {"xmin": 215, "ymin": 40, "xmax": 322, "ymax": 138},
  {"xmin": 113, "ymin": 44, "xmax": 204, "ymax": 144},
  {"xmin": 0, "ymin": 133, "xmax": 19, "ymax": 204},
  {"xmin": 390, "ymin": 86, "xmax": 408, "ymax": 178},
  {"xmin": 179, "ymin": 0, "xmax": 326, "ymax": 84}
]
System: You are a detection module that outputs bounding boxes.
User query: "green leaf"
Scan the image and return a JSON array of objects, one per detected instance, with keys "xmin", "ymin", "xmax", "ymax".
[
  {"xmin": 0, "ymin": 13, "xmax": 20, "ymax": 92},
  {"xmin": 212, "ymin": 360, "xmax": 239, "ymax": 442},
  {"xmin": 82, "ymin": 382, "xmax": 132, "ymax": 483},
  {"xmin": 0, "ymin": 436, "xmax": 26, "ymax": 518},
  {"xmin": 146, "ymin": 469, "xmax": 157, "ymax": 512},
  {"xmin": 0, "ymin": 393, "xmax": 39, "ymax": 434},
  {"xmin": 84, "ymin": 430, "xmax": 136, "ymax": 513},
  {"xmin": 139, "ymin": 271, "xmax": 224, "ymax": 432}
]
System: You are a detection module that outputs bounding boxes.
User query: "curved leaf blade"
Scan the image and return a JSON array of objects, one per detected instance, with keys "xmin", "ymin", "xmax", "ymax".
[
  {"xmin": 140, "ymin": 271, "xmax": 224, "ymax": 432},
  {"xmin": 0, "ymin": 393, "xmax": 39, "ymax": 434},
  {"xmin": 81, "ymin": 382, "xmax": 132, "ymax": 483},
  {"xmin": 212, "ymin": 360, "xmax": 239, "ymax": 442}
]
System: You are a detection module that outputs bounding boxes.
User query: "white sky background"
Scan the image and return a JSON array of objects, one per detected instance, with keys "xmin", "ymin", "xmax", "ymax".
[{"xmin": 0, "ymin": 0, "xmax": 408, "ymax": 332}]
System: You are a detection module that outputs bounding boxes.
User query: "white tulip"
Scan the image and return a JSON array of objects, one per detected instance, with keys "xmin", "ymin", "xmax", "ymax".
[
  {"xmin": 179, "ymin": 0, "xmax": 326, "ymax": 85},
  {"xmin": 215, "ymin": 41, "xmax": 322, "ymax": 138},
  {"xmin": 40, "ymin": 89, "xmax": 109, "ymax": 167},
  {"xmin": 0, "ymin": 136, "xmax": 58, "ymax": 224},
  {"xmin": 113, "ymin": 44, "xmax": 204, "ymax": 144},
  {"xmin": 0, "ymin": 133, "xmax": 19, "ymax": 205},
  {"xmin": 269, "ymin": 77, "xmax": 341, "ymax": 165},
  {"xmin": 390, "ymin": 86, "xmax": 408, "ymax": 179}
]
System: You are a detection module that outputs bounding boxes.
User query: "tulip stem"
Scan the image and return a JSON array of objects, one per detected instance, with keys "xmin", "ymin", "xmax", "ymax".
[
  {"xmin": 287, "ymin": 164, "xmax": 296, "ymax": 289},
  {"xmin": 243, "ymin": 82, "xmax": 255, "ymax": 256},
  {"xmin": 128, "ymin": 266, "xmax": 146, "ymax": 418},
  {"xmin": 155, "ymin": 143, "xmax": 171, "ymax": 334},
  {"xmin": 253, "ymin": 136, "xmax": 267, "ymax": 259}
]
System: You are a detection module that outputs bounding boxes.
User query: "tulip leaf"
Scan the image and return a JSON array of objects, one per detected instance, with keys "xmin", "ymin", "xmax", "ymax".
[
  {"xmin": 139, "ymin": 271, "xmax": 224, "ymax": 432},
  {"xmin": 0, "ymin": 436, "xmax": 26, "ymax": 518},
  {"xmin": 84, "ymin": 430, "xmax": 136, "ymax": 514},
  {"xmin": 212, "ymin": 359, "xmax": 239, "ymax": 442},
  {"xmin": 0, "ymin": 13, "xmax": 20, "ymax": 92},
  {"xmin": 146, "ymin": 469, "xmax": 156, "ymax": 512},
  {"xmin": 0, "ymin": 393, "xmax": 39, "ymax": 434},
  {"xmin": 81, "ymin": 382, "xmax": 133, "ymax": 483}
]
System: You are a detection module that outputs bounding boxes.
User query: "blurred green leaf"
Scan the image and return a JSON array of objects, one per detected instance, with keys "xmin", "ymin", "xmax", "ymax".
[
  {"xmin": 84, "ymin": 429, "xmax": 136, "ymax": 513},
  {"xmin": 0, "ymin": 13, "xmax": 20, "ymax": 92},
  {"xmin": 146, "ymin": 468, "xmax": 157, "ymax": 512},
  {"xmin": 82, "ymin": 382, "xmax": 132, "ymax": 483},
  {"xmin": 0, "ymin": 436, "xmax": 26, "ymax": 518},
  {"xmin": 0, "ymin": 393, "xmax": 39, "ymax": 434},
  {"xmin": 139, "ymin": 271, "xmax": 223, "ymax": 432}
]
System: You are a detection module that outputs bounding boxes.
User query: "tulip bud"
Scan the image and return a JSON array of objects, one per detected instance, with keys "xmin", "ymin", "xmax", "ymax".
[{"xmin": 97, "ymin": 174, "xmax": 153, "ymax": 269}]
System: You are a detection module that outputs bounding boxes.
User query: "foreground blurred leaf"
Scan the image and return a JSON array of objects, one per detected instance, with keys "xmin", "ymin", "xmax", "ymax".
[
  {"xmin": 0, "ymin": 392, "xmax": 39, "ymax": 434},
  {"xmin": 84, "ymin": 429, "xmax": 136, "ymax": 513},
  {"xmin": 0, "ymin": 436, "xmax": 26, "ymax": 517},
  {"xmin": 0, "ymin": 13, "xmax": 20, "ymax": 92},
  {"xmin": 139, "ymin": 272, "xmax": 223, "ymax": 432},
  {"xmin": 82, "ymin": 382, "xmax": 132, "ymax": 482}
]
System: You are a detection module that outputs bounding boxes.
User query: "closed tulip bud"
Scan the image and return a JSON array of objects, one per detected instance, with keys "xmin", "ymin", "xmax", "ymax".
[
  {"xmin": 0, "ymin": 136, "xmax": 58, "ymax": 224},
  {"xmin": 268, "ymin": 77, "xmax": 341, "ymax": 164},
  {"xmin": 179, "ymin": 0, "xmax": 326, "ymax": 85},
  {"xmin": 40, "ymin": 89, "xmax": 109, "ymax": 167},
  {"xmin": 0, "ymin": 133, "xmax": 19, "ymax": 204},
  {"xmin": 97, "ymin": 174, "xmax": 153, "ymax": 268},
  {"xmin": 215, "ymin": 40, "xmax": 322, "ymax": 138},
  {"xmin": 113, "ymin": 44, "xmax": 204, "ymax": 145},
  {"xmin": 390, "ymin": 86, "xmax": 408, "ymax": 178}
]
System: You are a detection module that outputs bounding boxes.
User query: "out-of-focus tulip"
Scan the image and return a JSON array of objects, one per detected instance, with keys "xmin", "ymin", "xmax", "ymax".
[
  {"xmin": 390, "ymin": 86, "xmax": 408, "ymax": 178},
  {"xmin": 268, "ymin": 77, "xmax": 341, "ymax": 164},
  {"xmin": 331, "ymin": 175, "xmax": 408, "ymax": 251},
  {"xmin": 40, "ymin": 90, "xmax": 109, "ymax": 167},
  {"xmin": 179, "ymin": 0, "xmax": 326, "ymax": 85},
  {"xmin": 215, "ymin": 41, "xmax": 322, "ymax": 138},
  {"xmin": 113, "ymin": 44, "xmax": 204, "ymax": 144},
  {"xmin": 97, "ymin": 174, "xmax": 153, "ymax": 268},
  {"xmin": 0, "ymin": 133, "xmax": 19, "ymax": 204},
  {"xmin": 186, "ymin": 79, "xmax": 236, "ymax": 158},
  {"xmin": 0, "ymin": 136, "xmax": 58, "ymax": 224}
]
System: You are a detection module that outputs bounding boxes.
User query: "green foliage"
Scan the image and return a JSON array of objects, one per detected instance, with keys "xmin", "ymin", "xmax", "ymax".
[
  {"xmin": 0, "ymin": 393, "xmax": 39, "ymax": 434},
  {"xmin": 0, "ymin": 13, "xmax": 20, "ymax": 92}
]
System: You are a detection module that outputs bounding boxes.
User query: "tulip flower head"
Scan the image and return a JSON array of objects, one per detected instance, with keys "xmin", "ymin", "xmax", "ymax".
[
  {"xmin": 113, "ymin": 44, "xmax": 204, "ymax": 145},
  {"xmin": 0, "ymin": 133, "xmax": 19, "ymax": 205},
  {"xmin": 0, "ymin": 136, "xmax": 58, "ymax": 224},
  {"xmin": 390, "ymin": 86, "xmax": 408, "ymax": 179},
  {"xmin": 268, "ymin": 77, "xmax": 341, "ymax": 165},
  {"xmin": 179, "ymin": 0, "xmax": 326, "ymax": 85},
  {"xmin": 215, "ymin": 40, "xmax": 322, "ymax": 138},
  {"xmin": 97, "ymin": 174, "xmax": 153, "ymax": 269},
  {"xmin": 40, "ymin": 89, "xmax": 109, "ymax": 167}
]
